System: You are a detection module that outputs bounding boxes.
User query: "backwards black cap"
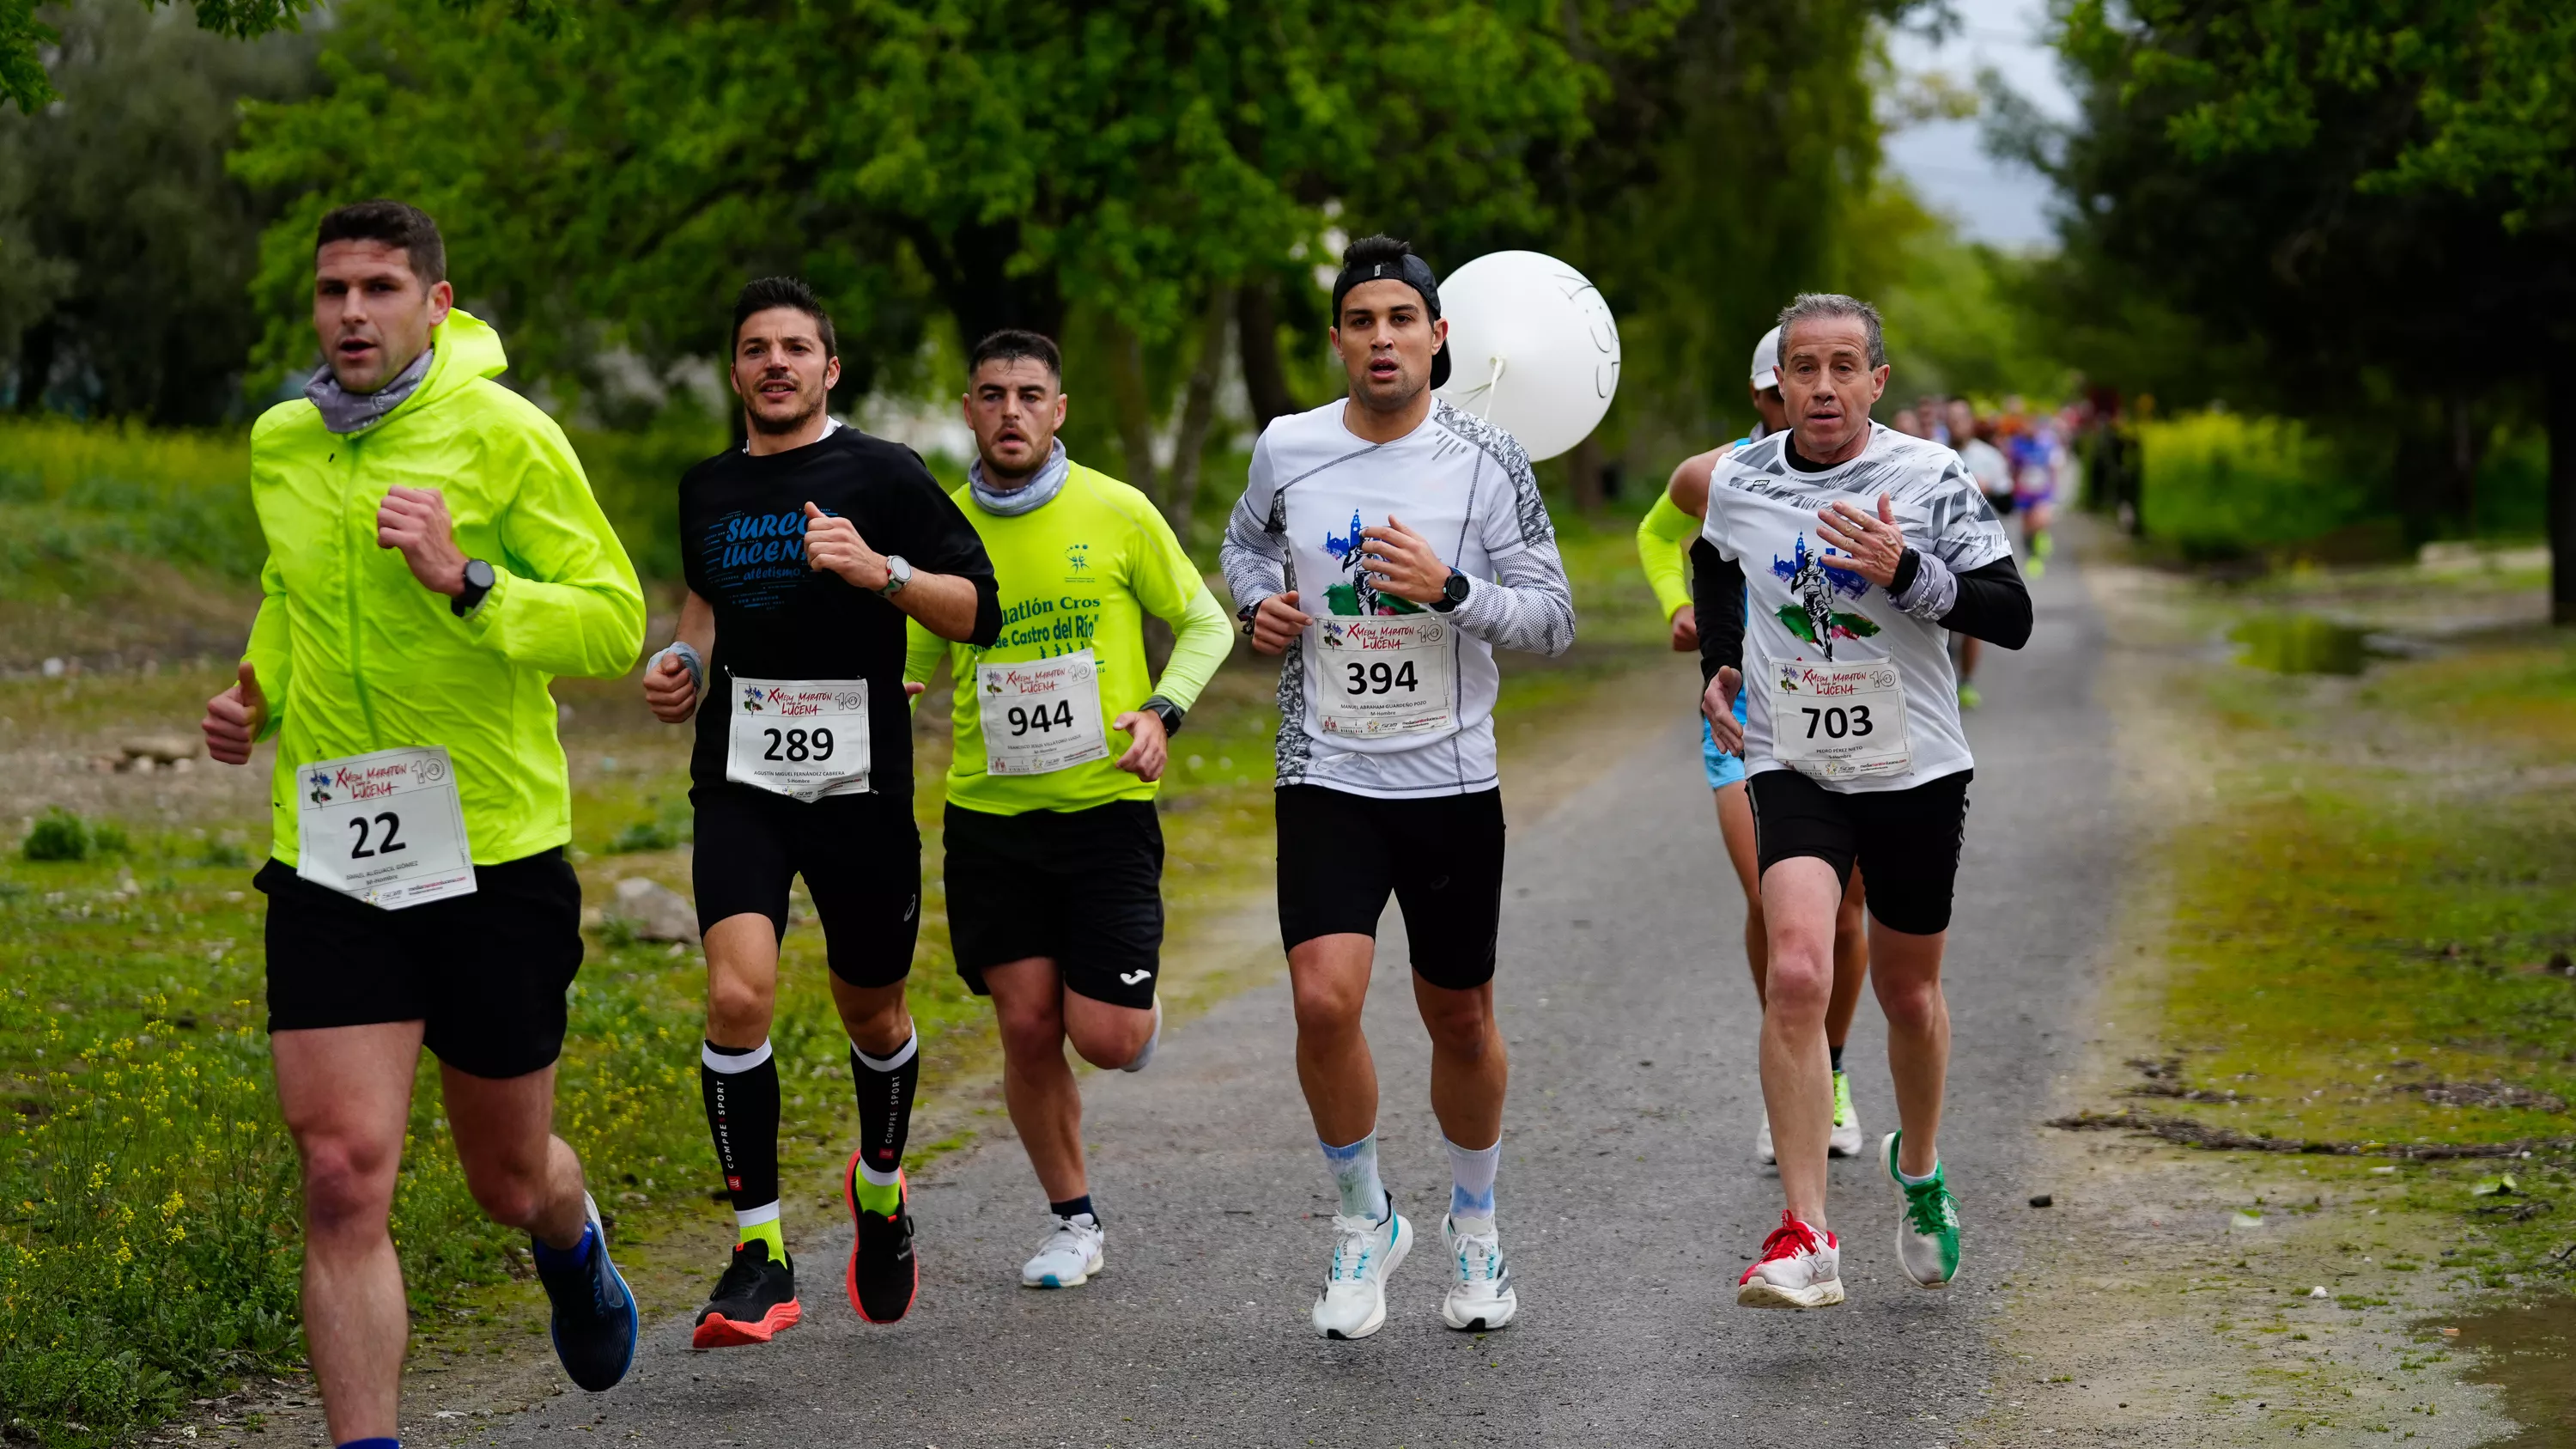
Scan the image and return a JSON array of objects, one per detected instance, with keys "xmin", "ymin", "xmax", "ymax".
[{"xmin": 1330, "ymin": 237, "xmax": 1450, "ymax": 390}]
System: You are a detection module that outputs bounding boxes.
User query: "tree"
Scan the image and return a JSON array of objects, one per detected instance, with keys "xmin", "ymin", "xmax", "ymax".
[
  {"xmin": 2032, "ymin": 0, "xmax": 2576, "ymax": 612},
  {"xmin": 0, "ymin": 0, "xmax": 315, "ymax": 422}
]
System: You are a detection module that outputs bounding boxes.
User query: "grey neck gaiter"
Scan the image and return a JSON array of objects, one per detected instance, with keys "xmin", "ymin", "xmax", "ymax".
[
  {"xmin": 306, "ymin": 347, "xmax": 434, "ymax": 435},
  {"xmin": 969, "ymin": 439, "xmax": 1069, "ymax": 517}
]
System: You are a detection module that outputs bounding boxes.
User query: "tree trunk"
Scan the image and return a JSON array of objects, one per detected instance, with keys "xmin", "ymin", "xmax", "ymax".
[
  {"xmin": 1160, "ymin": 288, "xmax": 1235, "ymax": 548},
  {"xmin": 1102, "ymin": 319, "xmax": 1160, "ymax": 502},
  {"xmin": 2447, "ymin": 393, "xmax": 2482, "ymax": 533},
  {"xmin": 1569, "ymin": 433, "xmax": 1607, "ymax": 515},
  {"xmin": 2552, "ymin": 358, "xmax": 2576, "ymax": 624},
  {"xmin": 1237, "ymin": 277, "xmax": 1297, "ymax": 429}
]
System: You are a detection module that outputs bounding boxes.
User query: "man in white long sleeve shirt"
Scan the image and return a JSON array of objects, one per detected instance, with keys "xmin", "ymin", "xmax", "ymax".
[{"xmin": 1220, "ymin": 234, "xmax": 1576, "ymax": 1342}]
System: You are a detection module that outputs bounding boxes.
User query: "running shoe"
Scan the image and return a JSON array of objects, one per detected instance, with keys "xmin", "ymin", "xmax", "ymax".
[
  {"xmin": 1438, "ymin": 1214, "xmax": 1517, "ymax": 1331},
  {"xmin": 1956, "ymin": 683, "xmax": 1983, "ymax": 711},
  {"xmin": 2025, "ymin": 554, "xmax": 2046, "ymax": 581},
  {"xmin": 691, "ymin": 1237, "xmax": 800, "ymax": 1349},
  {"xmin": 1311, "ymin": 1202, "xmax": 1411, "ymax": 1340},
  {"xmin": 844, "ymin": 1154, "xmax": 919, "ymax": 1324},
  {"xmin": 1882, "ymin": 1130, "xmax": 1962, "ymax": 1288},
  {"xmin": 533, "ymin": 1192, "xmax": 639, "ymax": 1390},
  {"xmin": 1828, "ymin": 1070, "xmax": 1864, "ymax": 1158},
  {"xmin": 1021, "ymin": 1211, "xmax": 1106, "ymax": 1288},
  {"xmin": 1754, "ymin": 1112, "xmax": 1777, "ymax": 1166},
  {"xmin": 1735, "ymin": 1209, "xmax": 1844, "ymax": 1310}
]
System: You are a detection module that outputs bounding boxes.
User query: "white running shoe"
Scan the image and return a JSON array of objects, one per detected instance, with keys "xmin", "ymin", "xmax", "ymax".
[
  {"xmin": 1827, "ymin": 1070, "xmax": 1864, "ymax": 1159},
  {"xmin": 1735, "ymin": 1210, "xmax": 1845, "ymax": 1310},
  {"xmin": 1311, "ymin": 1206, "xmax": 1411, "ymax": 1340},
  {"xmin": 1755, "ymin": 1113, "xmax": 1777, "ymax": 1165},
  {"xmin": 1019, "ymin": 1212, "xmax": 1106, "ymax": 1288},
  {"xmin": 1438, "ymin": 1215, "xmax": 1518, "ymax": 1331}
]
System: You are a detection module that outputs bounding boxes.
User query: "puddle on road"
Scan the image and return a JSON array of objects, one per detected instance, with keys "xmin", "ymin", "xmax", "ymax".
[
  {"xmin": 2449, "ymin": 1295, "xmax": 2576, "ymax": 1444},
  {"xmin": 2231, "ymin": 612, "xmax": 2381, "ymax": 674}
]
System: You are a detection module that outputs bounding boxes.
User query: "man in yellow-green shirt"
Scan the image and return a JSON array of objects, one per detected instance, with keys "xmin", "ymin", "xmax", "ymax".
[{"xmin": 905, "ymin": 328, "xmax": 1232, "ymax": 1290}]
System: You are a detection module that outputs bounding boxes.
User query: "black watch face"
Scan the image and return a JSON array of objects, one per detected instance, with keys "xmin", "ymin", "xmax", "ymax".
[
  {"xmin": 1444, "ymin": 571, "xmax": 1470, "ymax": 603},
  {"xmin": 465, "ymin": 559, "xmax": 495, "ymax": 590}
]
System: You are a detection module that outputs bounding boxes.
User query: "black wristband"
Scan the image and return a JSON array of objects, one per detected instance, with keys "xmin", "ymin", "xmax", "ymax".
[
  {"xmin": 1889, "ymin": 547, "xmax": 1921, "ymax": 596},
  {"xmin": 1143, "ymin": 694, "xmax": 1186, "ymax": 737}
]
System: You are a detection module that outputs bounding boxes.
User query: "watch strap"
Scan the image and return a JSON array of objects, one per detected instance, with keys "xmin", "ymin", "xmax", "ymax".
[{"xmin": 1143, "ymin": 693, "xmax": 1186, "ymax": 737}]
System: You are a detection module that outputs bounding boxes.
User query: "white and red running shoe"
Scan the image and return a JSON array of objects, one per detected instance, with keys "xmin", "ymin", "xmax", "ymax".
[{"xmin": 1735, "ymin": 1209, "xmax": 1845, "ymax": 1310}]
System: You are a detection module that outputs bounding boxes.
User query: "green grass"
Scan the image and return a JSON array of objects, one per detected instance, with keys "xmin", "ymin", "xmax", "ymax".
[
  {"xmin": 2137, "ymin": 411, "xmax": 2386, "ymax": 560},
  {"xmin": 0, "ymin": 487, "xmax": 1672, "ymax": 1446}
]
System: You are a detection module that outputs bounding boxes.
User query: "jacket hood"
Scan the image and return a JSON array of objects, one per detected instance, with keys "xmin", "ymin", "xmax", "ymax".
[{"xmin": 416, "ymin": 308, "xmax": 509, "ymax": 406}]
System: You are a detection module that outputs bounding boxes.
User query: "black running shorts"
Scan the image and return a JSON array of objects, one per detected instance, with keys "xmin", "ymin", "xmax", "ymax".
[
  {"xmin": 689, "ymin": 784, "xmax": 920, "ymax": 988},
  {"xmin": 942, "ymin": 799, "xmax": 1165, "ymax": 1010},
  {"xmin": 258, "ymin": 849, "xmax": 583, "ymax": 1080},
  {"xmin": 1747, "ymin": 768, "xmax": 1972, "ymax": 935},
  {"xmin": 1273, "ymin": 784, "xmax": 1506, "ymax": 991}
]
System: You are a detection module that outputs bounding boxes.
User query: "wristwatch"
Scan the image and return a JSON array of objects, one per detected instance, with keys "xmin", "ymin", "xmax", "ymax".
[
  {"xmin": 878, "ymin": 554, "xmax": 913, "ymax": 597},
  {"xmin": 1142, "ymin": 694, "xmax": 1186, "ymax": 737},
  {"xmin": 452, "ymin": 558, "xmax": 496, "ymax": 618},
  {"xmin": 1430, "ymin": 569, "xmax": 1470, "ymax": 614}
]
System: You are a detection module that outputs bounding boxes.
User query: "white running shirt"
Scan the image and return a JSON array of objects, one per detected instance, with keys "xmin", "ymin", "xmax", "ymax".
[
  {"xmin": 1701, "ymin": 423, "xmax": 2011, "ymax": 793},
  {"xmin": 1222, "ymin": 399, "xmax": 1576, "ymax": 799}
]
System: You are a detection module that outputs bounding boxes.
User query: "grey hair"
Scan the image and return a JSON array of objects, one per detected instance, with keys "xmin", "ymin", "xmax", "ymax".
[{"xmin": 1777, "ymin": 292, "xmax": 1887, "ymax": 368}]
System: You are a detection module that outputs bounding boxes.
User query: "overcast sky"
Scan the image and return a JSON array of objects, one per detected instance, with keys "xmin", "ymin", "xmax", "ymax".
[{"xmin": 1880, "ymin": 0, "xmax": 2078, "ymax": 248}]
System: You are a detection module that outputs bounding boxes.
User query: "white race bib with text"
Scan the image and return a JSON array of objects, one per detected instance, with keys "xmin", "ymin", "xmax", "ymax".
[
  {"xmin": 977, "ymin": 649, "xmax": 1111, "ymax": 776},
  {"xmin": 725, "ymin": 677, "xmax": 872, "ymax": 801},
  {"xmin": 1763, "ymin": 655, "xmax": 1914, "ymax": 782},
  {"xmin": 295, "ymin": 745, "xmax": 477, "ymax": 910},
  {"xmin": 1313, "ymin": 615, "xmax": 1456, "ymax": 740}
]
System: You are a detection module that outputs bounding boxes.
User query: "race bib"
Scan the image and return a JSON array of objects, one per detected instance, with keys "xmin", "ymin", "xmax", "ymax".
[
  {"xmin": 977, "ymin": 648, "xmax": 1111, "ymax": 776},
  {"xmin": 725, "ymin": 677, "xmax": 871, "ymax": 801},
  {"xmin": 1313, "ymin": 615, "xmax": 1456, "ymax": 740},
  {"xmin": 1764, "ymin": 655, "xmax": 1913, "ymax": 781},
  {"xmin": 295, "ymin": 745, "xmax": 477, "ymax": 910}
]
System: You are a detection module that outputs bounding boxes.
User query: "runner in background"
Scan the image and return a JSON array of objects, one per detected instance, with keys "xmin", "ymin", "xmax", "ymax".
[
  {"xmin": 905, "ymin": 328, "xmax": 1233, "ymax": 1291},
  {"xmin": 1634, "ymin": 326, "xmax": 1870, "ymax": 1164},
  {"xmin": 2002, "ymin": 395, "xmax": 2057, "ymax": 578},
  {"xmin": 1948, "ymin": 399, "xmax": 2016, "ymax": 710},
  {"xmin": 202, "ymin": 199, "xmax": 649, "ymax": 1442},
  {"xmin": 641, "ymin": 277, "xmax": 1001, "ymax": 1346}
]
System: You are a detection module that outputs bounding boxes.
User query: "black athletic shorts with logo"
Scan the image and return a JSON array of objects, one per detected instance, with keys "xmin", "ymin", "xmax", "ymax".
[
  {"xmin": 1747, "ymin": 768, "xmax": 1972, "ymax": 936},
  {"xmin": 943, "ymin": 799, "xmax": 1164, "ymax": 1011},
  {"xmin": 257, "ymin": 849, "xmax": 583, "ymax": 1080},
  {"xmin": 1273, "ymin": 784, "xmax": 1507, "ymax": 991},
  {"xmin": 690, "ymin": 783, "xmax": 920, "ymax": 988}
]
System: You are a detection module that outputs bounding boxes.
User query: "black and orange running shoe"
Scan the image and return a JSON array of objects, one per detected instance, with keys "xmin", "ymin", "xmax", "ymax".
[
  {"xmin": 690, "ymin": 1237, "xmax": 800, "ymax": 1349},
  {"xmin": 844, "ymin": 1153, "xmax": 919, "ymax": 1324}
]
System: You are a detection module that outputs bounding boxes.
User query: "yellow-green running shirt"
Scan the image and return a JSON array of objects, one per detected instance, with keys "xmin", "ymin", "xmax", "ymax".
[{"xmin": 906, "ymin": 460, "xmax": 1232, "ymax": 816}]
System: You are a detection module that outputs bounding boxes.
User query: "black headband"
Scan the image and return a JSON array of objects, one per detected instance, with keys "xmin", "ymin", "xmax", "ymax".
[{"xmin": 1330, "ymin": 253, "xmax": 1449, "ymax": 389}]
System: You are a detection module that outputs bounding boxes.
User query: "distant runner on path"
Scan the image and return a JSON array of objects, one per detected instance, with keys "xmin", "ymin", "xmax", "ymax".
[
  {"xmin": 639, "ymin": 277, "xmax": 1000, "ymax": 1347},
  {"xmin": 904, "ymin": 328, "xmax": 1233, "ymax": 1291},
  {"xmin": 1222, "ymin": 234, "xmax": 1577, "ymax": 1340},
  {"xmin": 1697, "ymin": 293, "xmax": 2031, "ymax": 1311},
  {"xmin": 200, "ymin": 200, "xmax": 650, "ymax": 1440},
  {"xmin": 1636, "ymin": 325, "xmax": 1872, "ymax": 1165}
]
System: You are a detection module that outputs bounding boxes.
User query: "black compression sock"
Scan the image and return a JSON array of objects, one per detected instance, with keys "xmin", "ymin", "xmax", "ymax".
[
  {"xmin": 701, "ymin": 1039, "xmax": 781, "ymax": 1215},
  {"xmin": 1830, "ymin": 1043, "xmax": 1846, "ymax": 1075},
  {"xmin": 1050, "ymin": 1194, "xmax": 1096, "ymax": 1223},
  {"xmin": 850, "ymin": 1031, "xmax": 920, "ymax": 1202}
]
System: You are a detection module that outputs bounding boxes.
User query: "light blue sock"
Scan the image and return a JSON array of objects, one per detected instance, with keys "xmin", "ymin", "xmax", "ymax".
[
  {"xmin": 1318, "ymin": 1131, "xmax": 1388, "ymax": 1221},
  {"xmin": 1445, "ymin": 1135, "xmax": 1500, "ymax": 1222}
]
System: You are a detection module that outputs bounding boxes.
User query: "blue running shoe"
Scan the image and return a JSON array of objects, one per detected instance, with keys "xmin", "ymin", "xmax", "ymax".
[{"xmin": 534, "ymin": 1192, "xmax": 639, "ymax": 1391}]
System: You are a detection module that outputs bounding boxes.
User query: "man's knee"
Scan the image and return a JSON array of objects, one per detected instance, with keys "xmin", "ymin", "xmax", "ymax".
[
  {"xmin": 1416, "ymin": 987, "xmax": 1495, "ymax": 1057},
  {"xmin": 297, "ymin": 1133, "xmax": 399, "ymax": 1236},
  {"xmin": 462, "ymin": 1153, "xmax": 550, "ymax": 1230},
  {"xmin": 1761, "ymin": 950, "xmax": 1835, "ymax": 1018},
  {"xmin": 1290, "ymin": 970, "xmax": 1365, "ymax": 1039},
  {"xmin": 1066, "ymin": 1014, "xmax": 1151, "ymax": 1071},
  {"xmin": 1876, "ymin": 974, "xmax": 1946, "ymax": 1031},
  {"xmin": 995, "ymin": 995, "xmax": 1065, "ymax": 1062},
  {"xmin": 706, "ymin": 973, "xmax": 771, "ymax": 1039}
]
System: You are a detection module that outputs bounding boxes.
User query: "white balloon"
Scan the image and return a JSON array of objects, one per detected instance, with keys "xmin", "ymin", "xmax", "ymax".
[{"xmin": 1434, "ymin": 250, "xmax": 1620, "ymax": 462}]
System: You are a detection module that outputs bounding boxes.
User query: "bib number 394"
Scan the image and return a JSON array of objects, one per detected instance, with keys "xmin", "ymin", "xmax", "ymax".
[
  {"xmin": 295, "ymin": 745, "xmax": 477, "ymax": 910},
  {"xmin": 1764, "ymin": 657, "xmax": 1914, "ymax": 781},
  {"xmin": 977, "ymin": 648, "xmax": 1110, "ymax": 776},
  {"xmin": 1314, "ymin": 615, "xmax": 1455, "ymax": 740},
  {"xmin": 726, "ymin": 677, "xmax": 872, "ymax": 801}
]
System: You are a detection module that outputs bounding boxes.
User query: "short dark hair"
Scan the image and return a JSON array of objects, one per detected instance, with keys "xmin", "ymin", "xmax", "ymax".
[
  {"xmin": 968, "ymin": 328, "xmax": 1062, "ymax": 383},
  {"xmin": 315, "ymin": 200, "xmax": 446, "ymax": 286},
  {"xmin": 732, "ymin": 277, "xmax": 837, "ymax": 359}
]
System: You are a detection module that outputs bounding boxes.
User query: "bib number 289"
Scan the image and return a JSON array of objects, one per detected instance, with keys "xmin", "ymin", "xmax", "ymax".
[
  {"xmin": 760, "ymin": 727, "xmax": 835, "ymax": 762},
  {"xmin": 1343, "ymin": 660, "xmax": 1419, "ymax": 696}
]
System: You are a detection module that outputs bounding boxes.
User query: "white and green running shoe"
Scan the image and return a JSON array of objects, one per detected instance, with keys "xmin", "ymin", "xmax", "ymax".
[
  {"xmin": 1827, "ymin": 1071, "xmax": 1863, "ymax": 1159},
  {"xmin": 1881, "ymin": 1130, "xmax": 1960, "ymax": 1288}
]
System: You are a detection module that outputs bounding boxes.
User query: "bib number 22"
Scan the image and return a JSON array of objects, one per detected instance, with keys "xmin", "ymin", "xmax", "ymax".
[{"xmin": 345, "ymin": 811, "xmax": 407, "ymax": 859}]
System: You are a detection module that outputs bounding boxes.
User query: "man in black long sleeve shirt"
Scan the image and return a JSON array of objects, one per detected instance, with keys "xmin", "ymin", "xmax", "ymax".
[{"xmin": 1698, "ymin": 292, "xmax": 2030, "ymax": 1316}]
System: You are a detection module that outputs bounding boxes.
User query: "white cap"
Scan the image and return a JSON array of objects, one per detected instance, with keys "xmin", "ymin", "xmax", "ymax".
[{"xmin": 1750, "ymin": 326, "xmax": 1782, "ymax": 390}]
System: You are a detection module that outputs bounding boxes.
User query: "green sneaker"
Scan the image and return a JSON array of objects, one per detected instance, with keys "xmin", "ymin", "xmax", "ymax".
[
  {"xmin": 1827, "ymin": 1070, "xmax": 1862, "ymax": 1157},
  {"xmin": 2024, "ymin": 553, "xmax": 2046, "ymax": 581},
  {"xmin": 1880, "ymin": 1130, "xmax": 1960, "ymax": 1288},
  {"xmin": 1956, "ymin": 682, "xmax": 1983, "ymax": 711}
]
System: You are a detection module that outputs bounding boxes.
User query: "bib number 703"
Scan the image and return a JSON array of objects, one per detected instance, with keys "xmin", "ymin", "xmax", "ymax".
[
  {"xmin": 1799, "ymin": 703, "xmax": 1874, "ymax": 740},
  {"xmin": 346, "ymin": 811, "xmax": 406, "ymax": 859},
  {"xmin": 1343, "ymin": 660, "xmax": 1419, "ymax": 696}
]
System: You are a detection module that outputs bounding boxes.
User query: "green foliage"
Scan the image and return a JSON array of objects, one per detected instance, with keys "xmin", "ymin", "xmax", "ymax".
[
  {"xmin": 0, "ymin": 417, "xmax": 261, "ymax": 594},
  {"xmin": 1877, "ymin": 225, "xmax": 2070, "ymax": 405},
  {"xmin": 0, "ymin": 1, "xmax": 317, "ymax": 423},
  {"xmin": 21, "ymin": 807, "xmax": 126, "ymax": 861},
  {"xmin": 2136, "ymin": 412, "xmax": 2385, "ymax": 557}
]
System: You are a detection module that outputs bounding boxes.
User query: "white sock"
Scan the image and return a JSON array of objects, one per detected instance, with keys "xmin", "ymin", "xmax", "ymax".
[
  {"xmin": 1897, "ymin": 1160, "xmax": 1941, "ymax": 1188},
  {"xmin": 1318, "ymin": 1131, "xmax": 1388, "ymax": 1221},
  {"xmin": 1445, "ymin": 1135, "xmax": 1500, "ymax": 1224}
]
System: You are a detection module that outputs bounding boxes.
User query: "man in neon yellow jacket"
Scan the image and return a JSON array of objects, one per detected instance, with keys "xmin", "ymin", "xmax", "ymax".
[{"xmin": 199, "ymin": 200, "xmax": 647, "ymax": 1441}]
